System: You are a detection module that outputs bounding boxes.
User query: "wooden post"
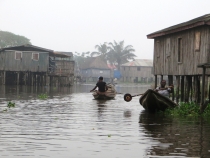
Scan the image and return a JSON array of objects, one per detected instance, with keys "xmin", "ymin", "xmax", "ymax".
[
  {"xmin": 185, "ymin": 76, "xmax": 190, "ymax": 102},
  {"xmin": 181, "ymin": 76, "xmax": 184, "ymax": 102},
  {"xmin": 194, "ymin": 76, "xmax": 198, "ymax": 103},
  {"xmin": 189, "ymin": 76, "xmax": 193, "ymax": 102},
  {"xmin": 161, "ymin": 75, "xmax": 163, "ymax": 81},
  {"xmin": 209, "ymin": 84, "xmax": 210, "ymax": 103},
  {"xmin": 46, "ymin": 73, "xmax": 49, "ymax": 86},
  {"xmin": 3, "ymin": 71, "xmax": 6, "ymax": 85},
  {"xmin": 24, "ymin": 72, "xmax": 27, "ymax": 85},
  {"xmin": 201, "ymin": 67, "xmax": 206, "ymax": 106},
  {"xmin": 176, "ymin": 76, "xmax": 180, "ymax": 103},
  {"xmin": 31, "ymin": 72, "xmax": 34, "ymax": 86},
  {"xmin": 0, "ymin": 71, "xmax": 2, "ymax": 85},
  {"xmin": 36, "ymin": 74, "xmax": 38, "ymax": 86},
  {"xmin": 198, "ymin": 76, "xmax": 201, "ymax": 103},
  {"xmin": 17, "ymin": 72, "xmax": 20, "ymax": 86},
  {"xmin": 205, "ymin": 76, "xmax": 208, "ymax": 99},
  {"xmin": 155, "ymin": 75, "xmax": 157, "ymax": 89}
]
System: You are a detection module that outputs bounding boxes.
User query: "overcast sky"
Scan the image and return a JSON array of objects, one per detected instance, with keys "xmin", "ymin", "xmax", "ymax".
[{"xmin": 0, "ymin": 0, "xmax": 210, "ymax": 59}]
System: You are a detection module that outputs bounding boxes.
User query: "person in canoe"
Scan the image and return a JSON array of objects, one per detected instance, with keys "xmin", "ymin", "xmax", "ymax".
[
  {"xmin": 154, "ymin": 80, "xmax": 173, "ymax": 98},
  {"xmin": 90, "ymin": 76, "xmax": 108, "ymax": 95}
]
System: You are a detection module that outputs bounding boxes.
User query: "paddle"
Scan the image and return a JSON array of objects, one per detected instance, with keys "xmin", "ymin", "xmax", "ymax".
[{"xmin": 124, "ymin": 93, "xmax": 144, "ymax": 102}]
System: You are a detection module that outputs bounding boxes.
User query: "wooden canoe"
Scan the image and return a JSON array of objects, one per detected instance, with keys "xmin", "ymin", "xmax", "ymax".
[
  {"xmin": 92, "ymin": 83, "xmax": 117, "ymax": 100},
  {"xmin": 139, "ymin": 89, "xmax": 178, "ymax": 112}
]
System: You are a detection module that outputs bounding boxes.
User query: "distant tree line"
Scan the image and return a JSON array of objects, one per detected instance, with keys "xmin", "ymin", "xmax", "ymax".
[
  {"xmin": 0, "ymin": 31, "xmax": 31, "ymax": 48},
  {"xmin": 74, "ymin": 40, "xmax": 136, "ymax": 70}
]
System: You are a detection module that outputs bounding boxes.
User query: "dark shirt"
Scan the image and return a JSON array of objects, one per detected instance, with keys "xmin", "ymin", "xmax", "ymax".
[{"xmin": 96, "ymin": 81, "xmax": 106, "ymax": 92}]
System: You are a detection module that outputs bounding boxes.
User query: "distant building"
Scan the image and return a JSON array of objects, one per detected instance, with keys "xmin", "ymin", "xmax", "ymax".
[
  {"xmin": 0, "ymin": 44, "xmax": 74, "ymax": 86},
  {"xmin": 80, "ymin": 56, "xmax": 111, "ymax": 82},
  {"xmin": 120, "ymin": 59, "xmax": 154, "ymax": 83}
]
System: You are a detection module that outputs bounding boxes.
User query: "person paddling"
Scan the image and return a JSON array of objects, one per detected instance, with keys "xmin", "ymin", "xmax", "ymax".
[{"xmin": 90, "ymin": 76, "xmax": 108, "ymax": 94}]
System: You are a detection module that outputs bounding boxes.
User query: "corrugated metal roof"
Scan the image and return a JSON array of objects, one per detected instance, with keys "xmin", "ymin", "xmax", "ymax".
[
  {"xmin": 53, "ymin": 51, "xmax": 73, "ymax": 57},
  {"xmin": 147, "ymin": 13, "xmax": 210, "ymax": 39},
  {"xmin": 121, "ymin": 59, "xmax": 153, "ymax": 67},
  {"xmin": 0, "ymin": 44, "xmax": 53, "ymax": 52},
  {"xmin": 80, "ymin": 57, "xmax": 110, "ymax": 70}
]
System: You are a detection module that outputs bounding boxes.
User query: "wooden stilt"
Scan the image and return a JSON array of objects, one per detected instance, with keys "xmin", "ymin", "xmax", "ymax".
[
  {"xmin": 185, "ymin": 76, "xmax": 190, "ymax": 102},
  {"xmin": 201, "ymin": 67, "xmax": 206, "ymax": 106},
  {"xmin": 198, "ymin": 76, "xmax": 201, "ymax": 103},
  {"xmin": 155, "ymin": 75, "xmax": 157, "ymax": 89},
  {"xmin": 32, "ymin": 73, "xmax": 34, "ymax": 86},
  {"xmin": 189, "ymin": 76, "xmax": 193, "ymax": 102},
  {"xmin": 181, "ymin": 76, "xmax": 184, "ymax": 102},
  {"xmin": 17, "ymin": 72, "xmax": 20, "ymax": 86},
  {"xmin": 161, "ymin": 75, "xmax": 163, "ymax": 81},
  {"xmin": 3, "ymin": 71, "xmax": 6, "ymax": 85},
  {"xmin": 176, "ymin": 76, "xmax": 180, "ymax": 103}
]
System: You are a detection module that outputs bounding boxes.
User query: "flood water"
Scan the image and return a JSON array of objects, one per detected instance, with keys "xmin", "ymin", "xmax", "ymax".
[{"xmin": 0, "ymin": 84, "xmax": 210, "ymax": 158}]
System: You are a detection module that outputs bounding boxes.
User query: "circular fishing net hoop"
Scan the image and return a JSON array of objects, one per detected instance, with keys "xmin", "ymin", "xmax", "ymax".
[{"xmin": 124, "ymin": 93, "xmax": 132, "ymax": 102}]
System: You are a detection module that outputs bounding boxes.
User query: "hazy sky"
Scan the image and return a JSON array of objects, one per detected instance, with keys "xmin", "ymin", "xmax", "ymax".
[{"xmin": 0, "ymin": 0, "xmax": 210, "ymax": 59}]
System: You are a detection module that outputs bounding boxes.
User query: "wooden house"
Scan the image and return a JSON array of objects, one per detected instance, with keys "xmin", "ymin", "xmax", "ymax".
[
  {"xmin": 0, "ymin": 44, "xmax": 74, "ymax": 86},
  {"xmin": 120, "ymin": 59, "xmax": 154, "ymax": 83},
  {"xmin": 80, "ymin": 56, "xmax": 111, "ymax": 82},
  {"xmin": 147, "ymin": 13, "xmax": 210, "ymax": 105}
]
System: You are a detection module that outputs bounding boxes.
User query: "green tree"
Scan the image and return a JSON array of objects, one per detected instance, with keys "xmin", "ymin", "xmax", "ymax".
[
  {"xmin": 0, "ymin": 31, "xmax": 31, "ymax": 48},
  {"xmin": 73, "ymin": 51, "xmax": 91, "ymax": 67},
  {"xmin": 90, "ymin": 43, "xmax": 108, "ymax": 61},
  {"xmin": 107, "ymin": 40, "xmax": 136, "ymax": 70}
]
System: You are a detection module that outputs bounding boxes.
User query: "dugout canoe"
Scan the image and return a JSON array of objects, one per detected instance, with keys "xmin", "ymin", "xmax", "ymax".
[
  {"xmin": 92, "ymin": 83, "xmax": 117, "ymax": 100},
  {"xmin": 139, "ymin": 89, "xmax": 178, "ymax": 112}
]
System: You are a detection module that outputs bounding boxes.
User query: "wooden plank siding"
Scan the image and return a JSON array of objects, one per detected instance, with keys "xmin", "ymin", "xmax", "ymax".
[
  {"xmin": 81, "ymin": 69, "xmax": 111, "ymax": 78},
  {"xmin": 0, "ymin": 50, "xmax": 48, "ymax": 72},
  {"xmin": 49, "ymin": 60, "xmax": 74, "ymax": 76},
  {"xmin": 153, "ymin": 25, "xmax": 210, "ymax": 76},
  {"xmin": 120, "ymin": 66, "xmax": 154, "ymax": 82}
]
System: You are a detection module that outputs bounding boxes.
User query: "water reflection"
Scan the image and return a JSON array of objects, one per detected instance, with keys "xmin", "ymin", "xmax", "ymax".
[
  {"xmin": 0, "ymin": 84, "xmax": 210, "ymax": 158},
  {"xmin": 139, "ymin": 111, "xmax": 210, "ymax": 157}
]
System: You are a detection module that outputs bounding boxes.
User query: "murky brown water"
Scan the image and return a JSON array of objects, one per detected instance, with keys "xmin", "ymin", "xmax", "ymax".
[{"xmin": 0, "ymin": 84, "xmax": 210, "ymax": 158}]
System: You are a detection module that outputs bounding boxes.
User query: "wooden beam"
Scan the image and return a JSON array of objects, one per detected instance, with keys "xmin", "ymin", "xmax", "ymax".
[
  {"xmin": 176, "ymin": 76, "xmax": 180, "ymax": 103},
  {"xmin": 181, "ymin": 76, "xmax": 184, "ymax": 102},
  {"xmin": 201, "ymin": 67, "xmax": 206, "ymax": 106},
  {"xmin": 155, "ymin": 75, "xmax": 157, "ymax": 89}
]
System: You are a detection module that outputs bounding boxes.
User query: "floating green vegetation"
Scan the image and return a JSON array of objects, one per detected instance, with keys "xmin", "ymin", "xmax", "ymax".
[
  {"xmin": 38, "ymin": 93, "xmax": 48, "ymax": 100},
  {"xmin": 7, "ymin": 101, "xmax": 15, "ymax": 108},
  {"xmin": 158, "ymin": 102, "xmax": 210, "ymax": 118},
  {"xmin": 108, "ymin": 134, "xmax": 111, "ymax": 137}
]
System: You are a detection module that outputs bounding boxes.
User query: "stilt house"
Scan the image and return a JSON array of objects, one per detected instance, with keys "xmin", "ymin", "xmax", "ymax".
[
  {"xmin": 147, "ymin": 14, "xmax": 210, "ymax": 106},
  {"xmin": 120, "ymin": 59, "xmax": 154, "ymax": 83},
  {"xmin": 0, "ymin": 44, "xmax": 74, "ymax": 86},
  {"xmin": 80, "ymin": 56, "xmax": 111, "ymax": 82}
]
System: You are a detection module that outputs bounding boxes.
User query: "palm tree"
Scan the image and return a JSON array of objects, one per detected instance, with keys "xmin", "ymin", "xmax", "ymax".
[
  {"xmin": 107, "ymin": 40, "xmax": 136, "ymax": 70},
  {"xmin": 91, "ymin": 43, "xmax": 108, "ymax": 61}
]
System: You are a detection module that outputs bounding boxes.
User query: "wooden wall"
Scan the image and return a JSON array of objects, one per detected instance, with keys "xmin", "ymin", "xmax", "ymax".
[
  {"xmin": 0, "ymin": 50, "xmax": 48, "ymax": 72},
  {"xmin": 120, "ymin": 66, "xmax": 154, "ymax": 82},
  {"xmin": 153, "ymin": 25, "xmax": 210, "ymax": 75},
  {"xmin": 81, "ymin": 69, "xmax": 111, "ymax": 78},
  {"xmin": 51, "ymin": 60, "xmax": 74, "ymax": 76}
]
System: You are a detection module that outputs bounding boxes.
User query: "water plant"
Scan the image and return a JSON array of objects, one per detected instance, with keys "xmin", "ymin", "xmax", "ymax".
[
  {"xmin": 7, "ymin": 101, "xmax": 15, "ymax": 108},
  {"xmin": 38, "ymin": 93, "xmax": 48, "ymax": 100},
  {"xmin": 159, "ymin": 101, "xmax": 210, "ymax": 118}
]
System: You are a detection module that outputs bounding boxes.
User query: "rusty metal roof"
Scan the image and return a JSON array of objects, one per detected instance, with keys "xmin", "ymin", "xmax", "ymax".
[
  {"xmin": 0, "ymin": 44, "xmax": 53, "ymax": 52},
  {"xmin": 147, "ymin": 13, "xmax": 210, "ymax": 39},
  {"xmin": 0, "ymin": 44, "xmax": 73, "ymax": 58},
  {"xmin": 80, "ymin": 57, "xmax": 110, "ymax": 70},
  {"xmin": 52, "ymin": 51, "xmax": 73, "ymax": 57},
  {"xmin": 121, "ymin": 59, "xmax": 153, "ymax": 67}
]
